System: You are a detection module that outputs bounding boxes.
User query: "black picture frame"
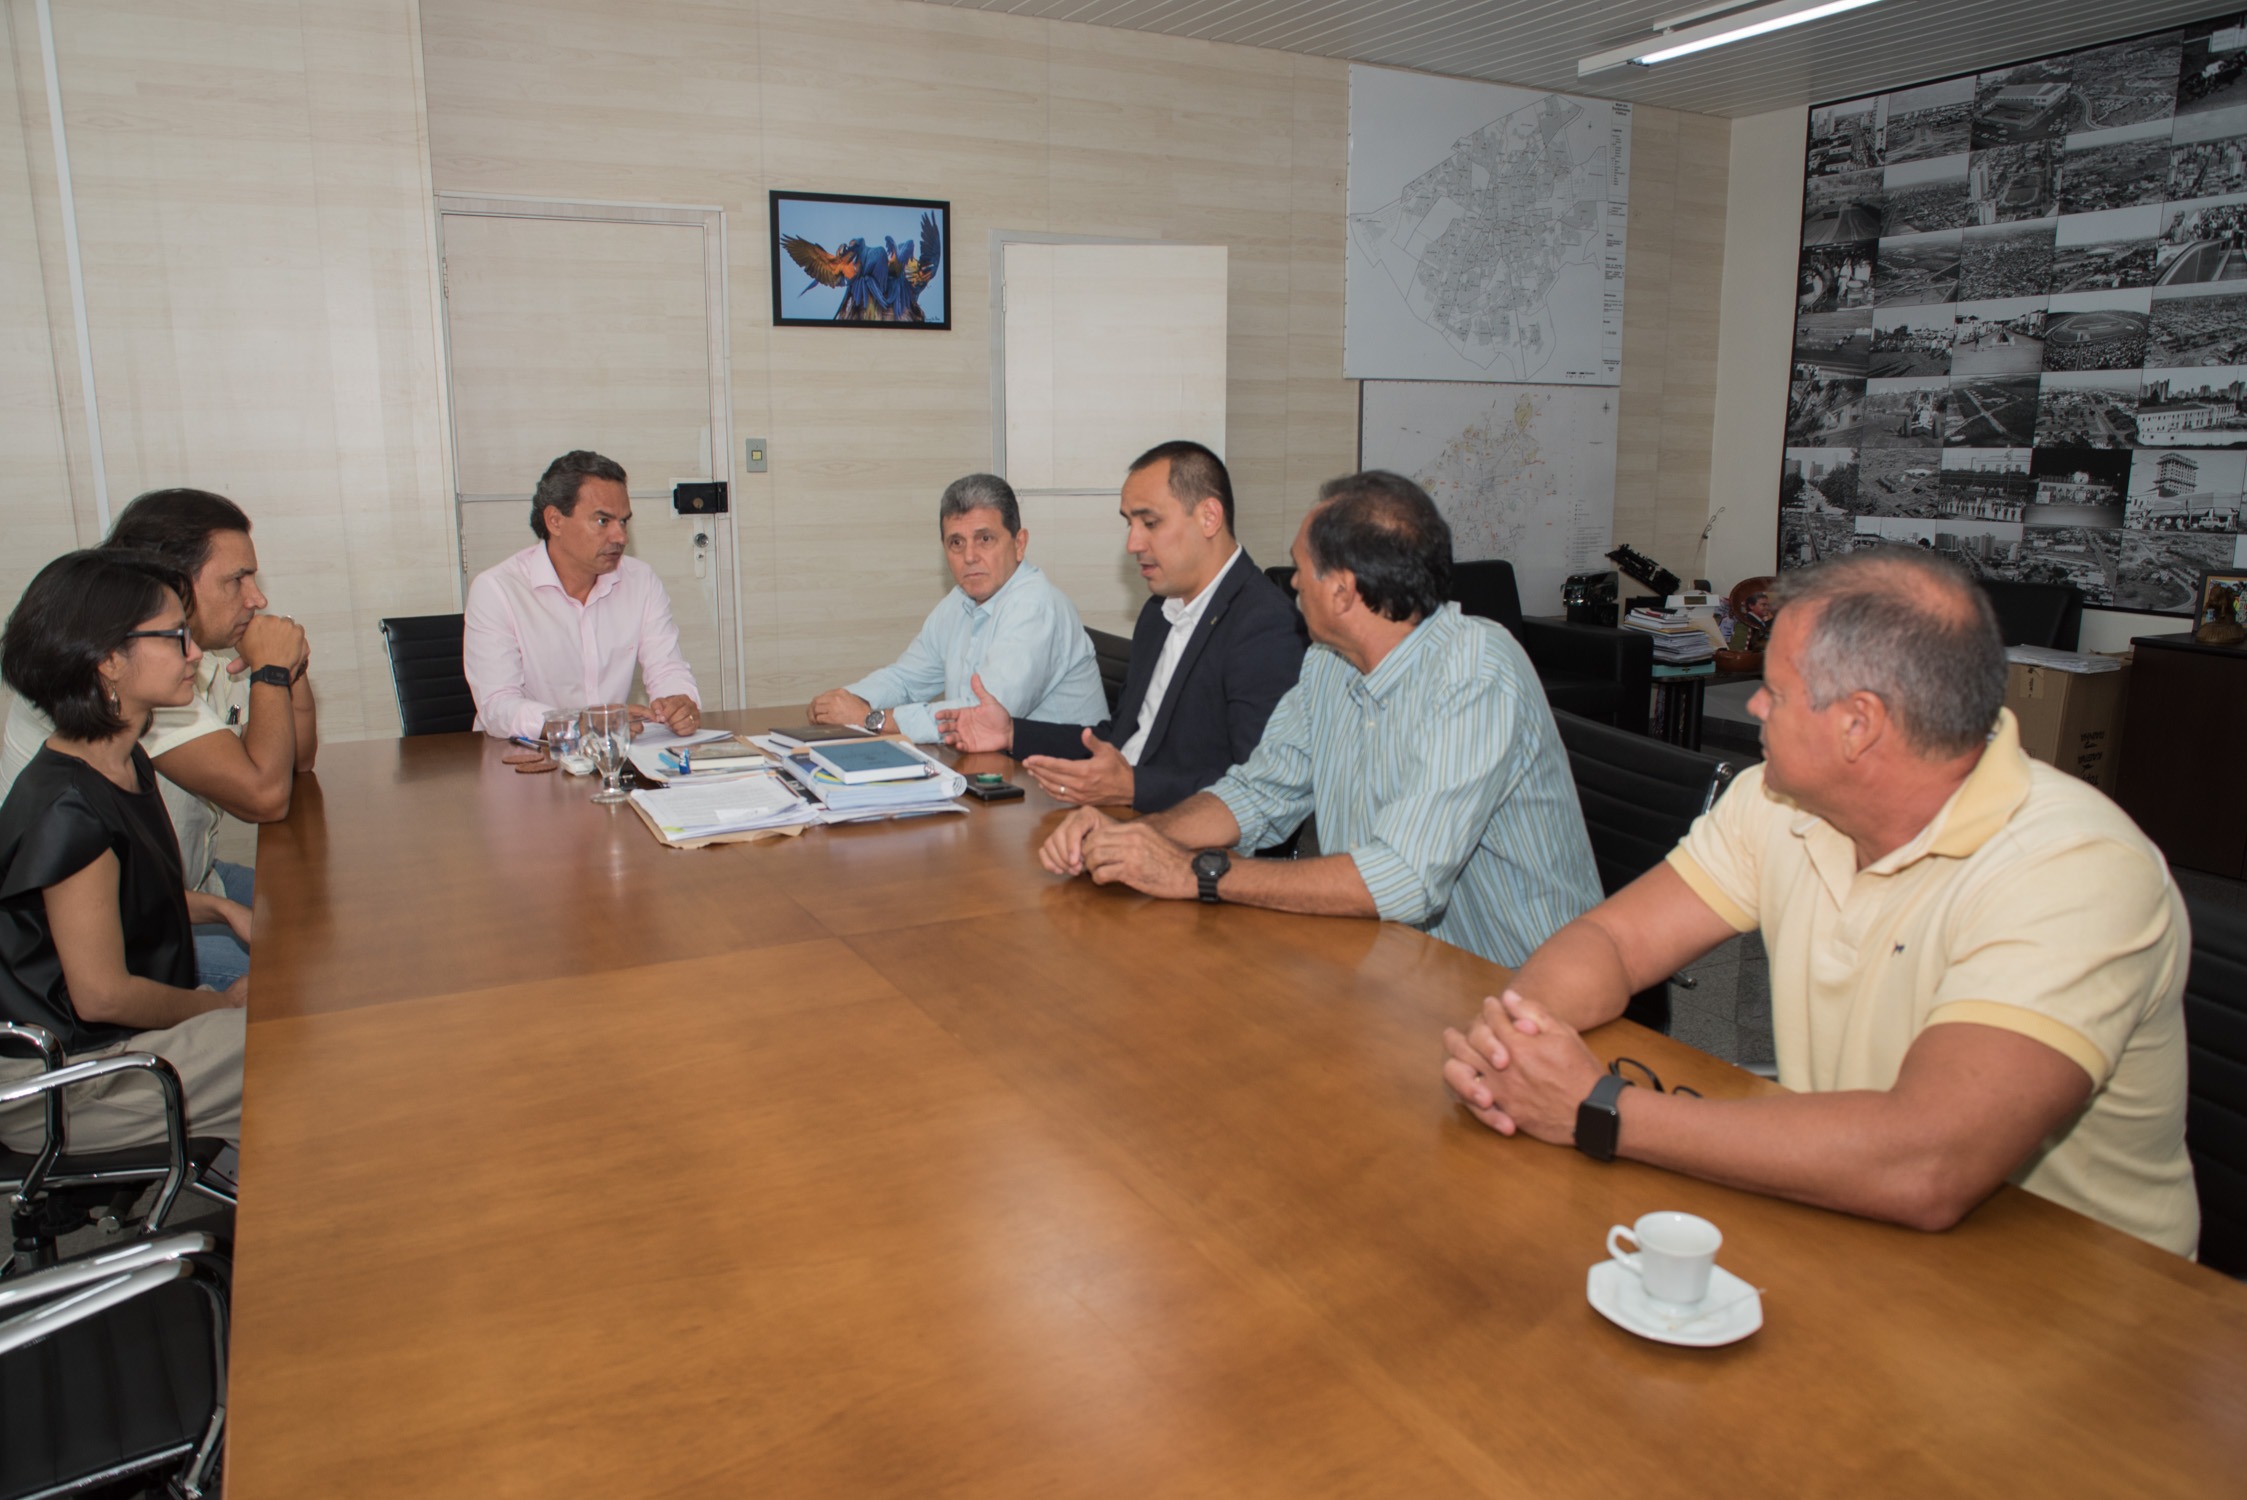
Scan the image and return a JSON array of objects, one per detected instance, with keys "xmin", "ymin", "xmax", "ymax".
[{"xmin": 768, "ymin": 190, "xmax": 951, "ymax": 331}]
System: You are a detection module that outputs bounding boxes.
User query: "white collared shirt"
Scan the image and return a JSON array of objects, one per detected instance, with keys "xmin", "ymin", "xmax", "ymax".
[
  {"xmin": 1118, "ymin": 546, "xmax": 1243, "ymax": 765},
  {"xmin": 462, "ymin": 542, "xmax": 700, "ymax": 740}
]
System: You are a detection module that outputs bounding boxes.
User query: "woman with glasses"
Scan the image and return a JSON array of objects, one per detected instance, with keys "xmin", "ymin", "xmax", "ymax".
[{"xmin": 0, "ymin": 549, "xmax": 248, "ymax": 1152}]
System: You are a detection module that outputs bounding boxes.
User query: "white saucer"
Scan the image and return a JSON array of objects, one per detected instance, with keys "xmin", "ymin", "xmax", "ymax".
[{"xmin": 1586, "ymin": 1258, "xmax": 1763, "ymax": 1347}]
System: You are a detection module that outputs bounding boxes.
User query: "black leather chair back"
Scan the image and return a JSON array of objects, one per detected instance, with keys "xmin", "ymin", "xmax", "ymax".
[
  {"xmin": 1086, "ymin": 628, "xmax": 1132, "ymax": 719},
  {"xmin": 1450, "ymin": 559, "xmax": 1526, "ymax": 633},
  {"xmin": 1552, "ymin": 709, "xmax": 1736, "ymax": 1032},
  {"xmin": 1980, "ymin": 580, "xmax": 2082, "ymax": 650},
  {"xmin": 1264, "ymin": 564, "xmax": 1297, "ymax": 599},
  {"xmin": 378, "ymin": 614, "xmax": 476, "ymax": 736},
  {"xmin": 2184, "ymin": 890, "xmax": 2247, "ymax": 1275}
]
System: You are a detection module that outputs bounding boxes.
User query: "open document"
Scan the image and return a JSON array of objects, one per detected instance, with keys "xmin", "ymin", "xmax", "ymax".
[{"xmin": 628, "ymin": 774, "xmax": 819, "ymax": 845}]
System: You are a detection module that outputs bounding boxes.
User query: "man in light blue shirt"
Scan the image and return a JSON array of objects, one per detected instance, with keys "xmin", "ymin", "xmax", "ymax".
[
  {"xmin": 1039, "ymin": 470, "xmax": 1600, "ymax": 970},
  {"xmin": 807, "ymin": 474, "xmax": 1107, "ymax": 743}
]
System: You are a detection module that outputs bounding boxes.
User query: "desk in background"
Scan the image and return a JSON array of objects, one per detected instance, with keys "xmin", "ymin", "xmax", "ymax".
[{"xmin": 222, "ymin": 713, "xmax": 2247, "ymax": 1496}]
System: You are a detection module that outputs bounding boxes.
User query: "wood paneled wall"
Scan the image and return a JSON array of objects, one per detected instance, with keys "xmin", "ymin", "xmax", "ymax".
[{"xmin": 3, "ymin": 0, "xmax": 1731, "ymax": 740}]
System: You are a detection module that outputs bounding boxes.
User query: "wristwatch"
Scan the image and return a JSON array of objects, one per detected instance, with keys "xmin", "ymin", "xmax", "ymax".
[
  {"xmin": 1574, "ymin": 1073, "xmax": 1632, "ymax": 1162},
  {"xmin": 863, "ymin": 707, "xmax": 889, "ymax": 733},
  {"xmin": 248, "ymin": 665, "xmax": 294, "ymax": 690},
  {"xmin": 1192, "ymin": 848, "xmax": 1230, "ymax": 904}
]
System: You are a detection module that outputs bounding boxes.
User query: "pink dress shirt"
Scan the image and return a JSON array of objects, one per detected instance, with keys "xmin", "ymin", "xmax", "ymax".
[{"xmin": 463, "ymin": 543, "xmax": 701, "ymax": 740}]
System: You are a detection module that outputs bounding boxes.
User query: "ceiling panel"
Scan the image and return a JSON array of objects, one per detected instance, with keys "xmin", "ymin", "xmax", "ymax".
[{"xmin": 903, "ymin": 0, "xmax": 2241, "ymax": 118}]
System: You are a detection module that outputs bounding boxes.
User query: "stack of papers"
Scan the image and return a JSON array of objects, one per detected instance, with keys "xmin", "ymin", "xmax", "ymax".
[
  {"xmin": 753, "ymin": 736, "xmax": 968, "ymax": 821},
  {"xmin": 1623, "ymin": 607, "xmax": 1718, "ymax": 664},
  {"xmin": 626, "ymin": 728, "xmax": 772, "ymax": 784},
  {"xmin": 2005, "ymin": 645, "xmax": 2124, "ymax": 674},
  {"xmin": 628, "ymin": 776, "xmax": 819, "ymax": 842}
]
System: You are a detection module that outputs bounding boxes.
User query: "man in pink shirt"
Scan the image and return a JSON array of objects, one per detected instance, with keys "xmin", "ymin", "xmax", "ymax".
[{"xmin": 463, "ymin": 451, "xmax": 702, "ymax": 740}]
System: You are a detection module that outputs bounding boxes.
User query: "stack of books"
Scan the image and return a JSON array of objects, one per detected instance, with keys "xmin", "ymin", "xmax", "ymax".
[{"xmin": 1622, "ymin": 607, "xmax": 1718, "ymax": 666}]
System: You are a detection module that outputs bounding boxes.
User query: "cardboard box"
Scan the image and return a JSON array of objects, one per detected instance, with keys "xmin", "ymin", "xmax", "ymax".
[{"xmin": 2004, "ymin": 657, "xmax": 2129, "ymax": 792}]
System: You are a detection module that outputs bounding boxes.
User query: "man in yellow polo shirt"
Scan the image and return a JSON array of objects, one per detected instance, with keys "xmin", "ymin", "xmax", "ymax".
[{"xmin": 1441, "ymin": 548, "xmax": 2198, "ymax": 1256}]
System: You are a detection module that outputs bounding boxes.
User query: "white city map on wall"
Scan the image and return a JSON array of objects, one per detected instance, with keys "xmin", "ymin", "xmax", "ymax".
[
  {"xmin": 1361, "ymin": 381, "xmax": 1618, "ymax": 614},
  {"xmin": 1346, "ymin": 64, "xmax": 1631, "ymax": 384}
]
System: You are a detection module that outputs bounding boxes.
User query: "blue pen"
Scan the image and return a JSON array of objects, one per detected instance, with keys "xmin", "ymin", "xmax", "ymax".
[{"xmin": 510, "ymin": 735, "xmax": 545, "ymax": 750}]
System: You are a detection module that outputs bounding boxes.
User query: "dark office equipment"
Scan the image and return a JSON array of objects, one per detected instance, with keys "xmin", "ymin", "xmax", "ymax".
[
  {"xmin": 1551, "ymin": 709, "xmax": 1736, "ymax": 1034},
  {"xmin": 1980, "ymin": 580, "xmax": 2081, "ymax": 650},
  {"xmin": 1451, "ymin": 560, "xmax": 1652, "ymax": 733},
  {"xmin": 378, "ymin": 614, "xmax": 475, "ymax": 736},
  {"xmin": 1562, "ymin": 570, "xmax": 1619, "ymax": 627},
  {"xmin": 1606, "ymin": 543, "xmax": 1682, "ymax": 600}
]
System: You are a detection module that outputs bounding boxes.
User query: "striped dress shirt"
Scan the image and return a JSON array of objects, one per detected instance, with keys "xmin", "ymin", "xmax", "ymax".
[{"xmin": 1207, "ymin": 603, "xmax": 1601, "ymax": 969}]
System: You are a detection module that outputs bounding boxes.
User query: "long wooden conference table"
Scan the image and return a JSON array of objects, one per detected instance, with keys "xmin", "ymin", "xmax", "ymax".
[{"xmin": 223, "ymin": 715, "xmax": 2247, "ymax": 1496}]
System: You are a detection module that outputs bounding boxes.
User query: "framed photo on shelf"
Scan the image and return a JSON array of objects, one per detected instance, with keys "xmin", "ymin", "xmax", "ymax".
[
  {"xmin": 769, "ymin": 191, "xmax": 949, "ymax": 331},
  {"xmin": 2193, "ymin": 568, "xmax": 2247, "ymax": 647}
]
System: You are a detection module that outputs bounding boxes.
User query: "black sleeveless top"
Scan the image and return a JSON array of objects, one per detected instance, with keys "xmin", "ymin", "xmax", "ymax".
[{"xmin": 0, "ymin": 744, "xmax": 195, "ymax": 1052}]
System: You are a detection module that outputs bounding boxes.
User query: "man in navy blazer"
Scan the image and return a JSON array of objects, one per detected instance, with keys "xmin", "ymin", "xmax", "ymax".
[{"xmin": 938, "ymin": 441, "xmax": 1307, "ymax": 814}]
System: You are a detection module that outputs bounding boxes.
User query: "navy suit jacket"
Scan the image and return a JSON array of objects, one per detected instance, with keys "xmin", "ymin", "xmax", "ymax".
[{"xmin": 1012, "ymin": 551, "xmax": 1308, "ymax": 812}]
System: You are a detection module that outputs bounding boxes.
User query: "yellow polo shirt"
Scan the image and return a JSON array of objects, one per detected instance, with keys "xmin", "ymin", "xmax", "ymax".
[{"xmin": 1667, "ymin": 710, "xmax": 2198, "ymax": 1257}]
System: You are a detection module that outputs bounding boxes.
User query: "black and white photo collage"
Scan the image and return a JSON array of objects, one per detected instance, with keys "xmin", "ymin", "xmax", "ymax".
[{"xmin": 1782, "ymin": 15, "xmax": 2247, "ymax": 612}]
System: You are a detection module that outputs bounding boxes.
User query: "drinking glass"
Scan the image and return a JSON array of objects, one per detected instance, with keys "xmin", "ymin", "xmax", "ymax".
[
  {"xmin": 583, "ymin": 703, "xmax": 633, "ymax": 804},
  {"xmin": 541, "ymin": 711, "xmax": 590, "ymax": 775}
]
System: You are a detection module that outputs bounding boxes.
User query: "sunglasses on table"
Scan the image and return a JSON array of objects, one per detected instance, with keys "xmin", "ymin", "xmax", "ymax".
[{"xmin": 124, "ymin": 626, "xmax": 192, "ymax": 654}]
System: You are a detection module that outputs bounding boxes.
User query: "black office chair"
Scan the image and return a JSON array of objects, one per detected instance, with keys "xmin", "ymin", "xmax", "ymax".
[
  {"xmin": 1085, "ymin": 628, "xmax": 1132, "ymax": 719},
  {"xmin": 0, "ymin": 1226, "xmax": 230, "ymax": 1499},
  {"xmin": 1551, "ymin": 709, "xmax": 1736, "ymax": 1034},
  {"xmin": 1980, "ymin": 580, "xmax": 2082, "ymax": 651},
  {"xmin": 1452, "ymin": 560, "xmax": 1653, "ymax": 733},
  {"xmin": 2183, "ymin": 890, "xmax": 2247, "ymax": 1277},
  {"xmin": 3, "ymin": 1025, "xmax": 234, "ymax": 1277},
  {"xmin": 377, "ymin": 613, "xmax": 476, "ymax": 735},
  {"xmin": 1264, "ymin": 564, "xmax": 1297, "ymax": 599}
]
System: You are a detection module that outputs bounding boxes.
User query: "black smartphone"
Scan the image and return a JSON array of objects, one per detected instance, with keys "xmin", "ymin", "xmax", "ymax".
[{"xmin": 965, "ymin": 777, "xmax": 1025, "ymax": 802}]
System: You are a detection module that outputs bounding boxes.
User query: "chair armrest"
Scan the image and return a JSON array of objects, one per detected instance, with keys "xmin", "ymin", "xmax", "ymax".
[
  {"xmin": 0, "ymin": 1023, "xmax": 67, "ymax": 1206},
  {"xmin": 0, "ymin": 1231, "xmax": 220, "ymax": 1317},
  {"xmin": 1516, "ymin": 618, "xmax": 1653, "ymax": 703},
  {"xmin": 0, "ymin": 1053, "xmax": 192, "ymax": 1230}
]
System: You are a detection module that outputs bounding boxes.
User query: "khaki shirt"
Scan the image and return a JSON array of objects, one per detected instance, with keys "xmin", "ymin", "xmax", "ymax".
[
  {"xmin": 1, "ymin": 657, "xmax": 245, "ymax": 895},
  {"xmin": 1669, "ymin": 710, "xmax": 2198, "ymax": 1257}
]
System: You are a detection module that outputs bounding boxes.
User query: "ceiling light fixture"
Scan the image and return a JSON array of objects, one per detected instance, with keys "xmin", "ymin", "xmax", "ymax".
[{"xmin": 1577, "ymin": 0, "xmax": 1887, "ymax": 76}]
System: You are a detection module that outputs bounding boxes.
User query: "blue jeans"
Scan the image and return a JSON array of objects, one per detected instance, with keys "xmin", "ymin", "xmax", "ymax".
[{"xmin": 192, "ymin": 860, "xmax": 255, "ymax": 990}]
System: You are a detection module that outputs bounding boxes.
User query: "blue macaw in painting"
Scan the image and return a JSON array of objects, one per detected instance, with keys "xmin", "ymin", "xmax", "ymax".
[{"xmin": 781, "ymin": 212, "xmax": 943, "ymax": 323}]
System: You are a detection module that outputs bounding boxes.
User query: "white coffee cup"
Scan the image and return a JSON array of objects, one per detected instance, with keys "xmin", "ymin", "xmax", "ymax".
[{"xmin": 1606, "ymin": 1211, "xmax": 1722, "ymax": 1310}]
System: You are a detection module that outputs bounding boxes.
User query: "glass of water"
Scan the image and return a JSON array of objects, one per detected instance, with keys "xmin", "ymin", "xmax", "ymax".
[
  {"xmin": 541, "ymin": 711, "xmax": 591, "ymax": 775},
  {"xmin": 583, "ymin": 703, "xmax": 633, "ymax": 804}
]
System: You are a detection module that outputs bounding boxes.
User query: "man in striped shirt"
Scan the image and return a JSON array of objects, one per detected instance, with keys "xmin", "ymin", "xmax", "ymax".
[{"xmin": 1039, "ymin": 471, "xmax": 1600, "ymax": 969}]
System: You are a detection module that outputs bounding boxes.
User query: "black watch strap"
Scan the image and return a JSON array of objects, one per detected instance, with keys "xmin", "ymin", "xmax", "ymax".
[
  {"xmin": 1192, "ymin": 849, "xmax": 1230, "ymax": 904},
  {"xmin": 249, "ymin": 664, "xmax": 294, "ymax": 690},
  {"xmin": 1574, "ymin": 1072, "xmax": 1632, "ymax": 1163}
]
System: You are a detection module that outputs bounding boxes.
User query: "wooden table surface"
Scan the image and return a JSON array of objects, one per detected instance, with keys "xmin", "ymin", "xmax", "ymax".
[{"xmin": 223, "ymin": 715, "xmax": 2247, "ymax": 1497}]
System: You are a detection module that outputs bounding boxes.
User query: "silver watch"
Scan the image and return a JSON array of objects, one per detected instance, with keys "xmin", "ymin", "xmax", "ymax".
[{"xmin": 863, "ymin": 707, "xmax": 888, "ymax": 733}]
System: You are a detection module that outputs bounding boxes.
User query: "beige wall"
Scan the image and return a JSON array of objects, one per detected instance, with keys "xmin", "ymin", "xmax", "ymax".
[
  {"xmin": 1614, "ymin": 104, "xmax": 1731, "ymax": 589},
  {"xmin": 1705, "ymin": 104, "xmax": 1805, "ymax": 596},
  {"xmin": 1, "ymin": 0, "xmax": 457, "ymax": 741},
  {"xmin": 3, "ymin": 0, "xmax": 1733, "ymax": 741}
]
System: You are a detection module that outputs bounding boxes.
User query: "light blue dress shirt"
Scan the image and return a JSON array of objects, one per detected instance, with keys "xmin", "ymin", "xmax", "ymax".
[
  {"xmin": 1207, "ymin": 603, "xmax": 1601, "ymax": 968},
  {"xmin": 847, "ymin": 562, "xmax": 1108, "ymax": 743}
]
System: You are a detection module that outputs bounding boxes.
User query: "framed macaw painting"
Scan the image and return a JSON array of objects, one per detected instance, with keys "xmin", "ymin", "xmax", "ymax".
[{"xmin": 769, "ymin": 191, "xmax": 950, "ymax": 331}]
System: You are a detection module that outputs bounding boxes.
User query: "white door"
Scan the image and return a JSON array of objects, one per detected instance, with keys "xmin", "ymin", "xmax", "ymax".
[{"xmin": 438, "ymin": 200, "xmax": 738, "ymax": 706}]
